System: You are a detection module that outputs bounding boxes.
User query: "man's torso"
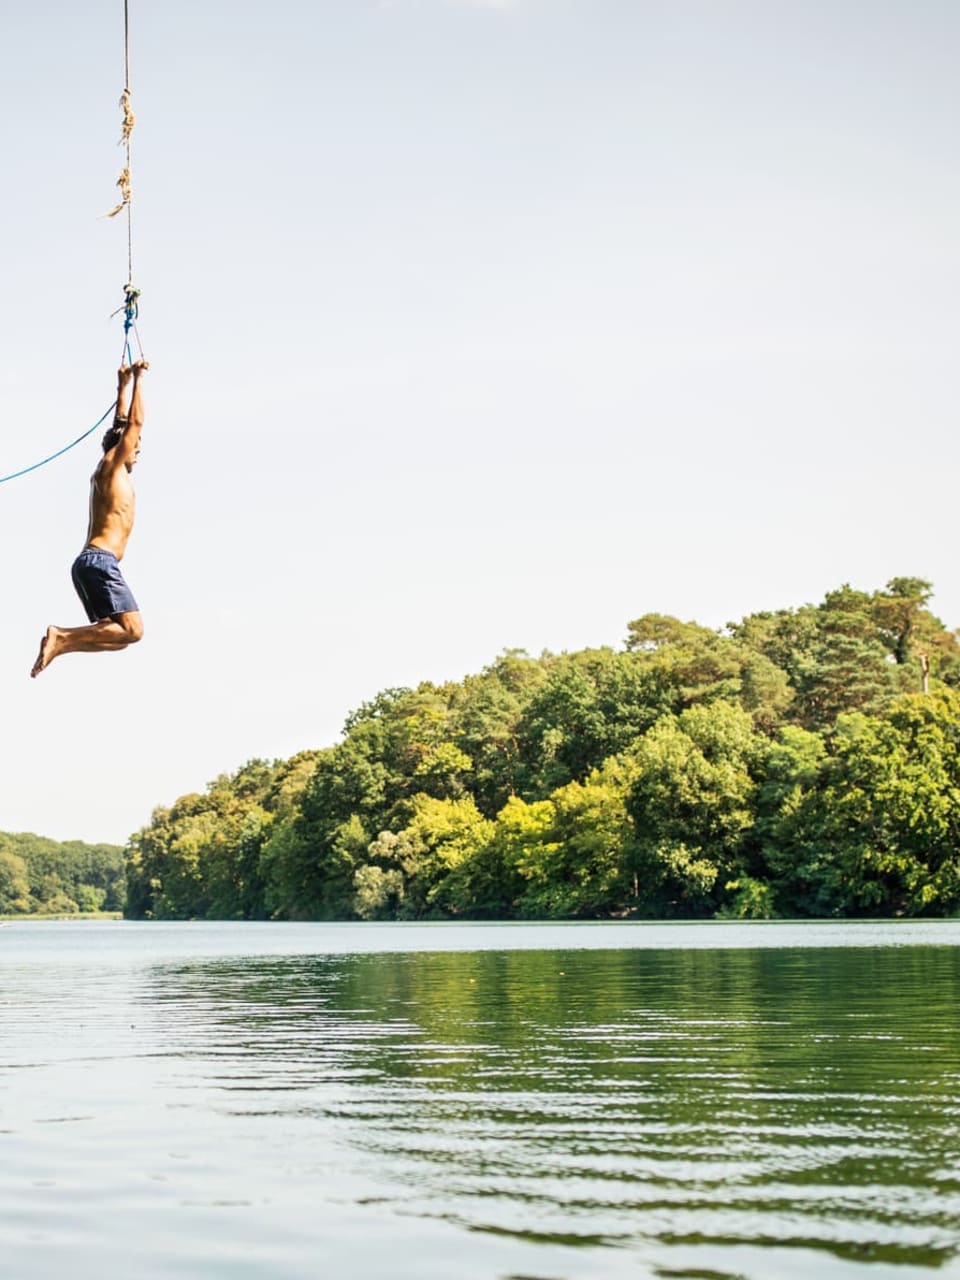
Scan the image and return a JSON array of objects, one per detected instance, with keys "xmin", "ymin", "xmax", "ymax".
[{"xmin": 85, "ymin": 458, "xmax": 136, "ymax": 559}]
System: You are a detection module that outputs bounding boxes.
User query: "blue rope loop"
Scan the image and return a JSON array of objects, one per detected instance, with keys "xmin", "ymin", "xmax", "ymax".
[
  {"xmin": 120, "ymin": 284, "xmax": 144, "ymax": 366},
  {"xmin": 111, "ymin": 284, "xmax": 144, "ymax": 361}
]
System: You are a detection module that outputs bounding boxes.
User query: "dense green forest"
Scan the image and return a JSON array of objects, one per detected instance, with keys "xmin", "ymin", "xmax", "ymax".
[
  {"xmin": 123, "ymin": 577, "xmax": 960, "ymax": 922},
  {"xmin": 0, "ymin": 832, "xmax": 124, "ymax": 914},
  {"xmin": 122, "ymin": 578, "xmax": 960, "ymax": 921}
]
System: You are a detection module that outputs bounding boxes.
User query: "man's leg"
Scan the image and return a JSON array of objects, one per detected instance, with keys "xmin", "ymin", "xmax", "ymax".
[{"xmin": 31, "ymin": 612, "xmax": 144, "ymax": 677}]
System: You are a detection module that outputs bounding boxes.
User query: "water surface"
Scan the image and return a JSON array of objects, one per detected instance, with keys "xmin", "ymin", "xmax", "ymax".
[{"xmin": 1, "ymin": 919, "xmax": 959, "ymax": 1279}]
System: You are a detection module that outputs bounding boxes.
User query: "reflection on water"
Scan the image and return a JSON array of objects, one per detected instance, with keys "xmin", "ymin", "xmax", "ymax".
[{"xmin": 1, "ymin": 922, "xmax": 959, "ymax": 1280}]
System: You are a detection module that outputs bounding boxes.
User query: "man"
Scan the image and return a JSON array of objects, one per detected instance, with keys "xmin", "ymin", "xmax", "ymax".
[{"xmin": 31, "ymin": 360, "xmax": 150, "ymax": 677}]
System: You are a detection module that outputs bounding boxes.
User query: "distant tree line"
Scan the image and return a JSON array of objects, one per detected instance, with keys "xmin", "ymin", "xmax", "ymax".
[
  {"xmin": 122, "ymin": 577, "xmax": 960, "ymax": 922},
  {"xmin": 0, "ymin": 832, "xmax": 125, "ymax": 914}
]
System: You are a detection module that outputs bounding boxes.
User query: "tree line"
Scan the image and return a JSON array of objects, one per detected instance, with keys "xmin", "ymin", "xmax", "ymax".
[
  {"xmin": 121, "ymin": 577, "xmax": 960, "ymax": 922},
  {"xmin": 0, "ymin": 831, "xmax": 125, "ymax": 914}
]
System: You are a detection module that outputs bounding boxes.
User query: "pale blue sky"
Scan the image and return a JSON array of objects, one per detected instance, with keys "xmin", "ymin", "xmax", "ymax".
[{"xmin": 1, "ymin": 0, "xmax": 958, "ymax": 843}]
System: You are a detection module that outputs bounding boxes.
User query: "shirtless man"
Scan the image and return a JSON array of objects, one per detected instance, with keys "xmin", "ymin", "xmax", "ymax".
[{"xmin": 31, "ymin": 360, "xmax": 149, "ymax": 677}]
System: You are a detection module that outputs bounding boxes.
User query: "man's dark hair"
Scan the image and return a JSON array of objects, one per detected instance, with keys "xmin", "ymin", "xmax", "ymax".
[{"xmin": 102, "ymin": 420, "xmax": 127, "ymax": 453}]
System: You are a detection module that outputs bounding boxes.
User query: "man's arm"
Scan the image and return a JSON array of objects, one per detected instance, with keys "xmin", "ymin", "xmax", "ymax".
[
  {"xmin": 112, "ymin": 418, "xmax": 143, "ymax": 468},
  {"xmin": 112, "ymin": 361, "xmax": 148, "ymax": 467}
]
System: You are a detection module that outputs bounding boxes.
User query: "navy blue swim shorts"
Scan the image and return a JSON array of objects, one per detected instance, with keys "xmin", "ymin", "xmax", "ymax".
[{"xmin": 71, "ymin": 546, "xmax": 139, "ymax": 622}]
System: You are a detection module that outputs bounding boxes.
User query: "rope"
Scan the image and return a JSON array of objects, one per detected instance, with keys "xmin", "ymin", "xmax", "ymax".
[
  {"xmin": 118, "ymin": 1, "xmax": 143, "ymax": 360},
  {"xmin": 104, "ymin": 1, "xmax": 145, "ymax": 364},
  {"xmin": 0, "ymin": 404, "xmax": 118, "ymax": 486},
  {"xmin": 104, "ymin": 0, "xmax": 135, "ymax": 294},
  {"xmin": 122, "ymin": 0, "xmax": 134, "ymax": 286},
  {"xmin": 0, "ymin": 4, "xmax": 144, "ymax": 489}
]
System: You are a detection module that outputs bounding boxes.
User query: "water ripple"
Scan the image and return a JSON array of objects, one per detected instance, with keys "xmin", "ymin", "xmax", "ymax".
[{"xmin": 0, "ymin": 923, "xmax": 959, "ymax": 1279}]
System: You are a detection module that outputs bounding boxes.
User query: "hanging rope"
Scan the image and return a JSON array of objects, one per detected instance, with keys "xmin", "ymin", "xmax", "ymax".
[
  {"xmin": 104, "ymin": 0, "xmax": 135, "ymax": 266},
  {"xmin": 104, "ymin": 0, "xmax": 144, "ymax": 364},
  {"xmin": 0, "ymin": 2, "xmax": 145, "ymax": 487},
  {"xmin": 120, "ymin": 0, "xmax": 134, "ymax": 287}
]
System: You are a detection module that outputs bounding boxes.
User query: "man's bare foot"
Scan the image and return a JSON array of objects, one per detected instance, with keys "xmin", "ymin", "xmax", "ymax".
[
  {"xmin": 30, "ymin": 627, "xmax": 62, "ymax": 678},
  {"xmin": 117, "ymin": 364, "xmax": 134, "ymax": 390},
  {"xmin": 132, "ymin": 359, "xmax": 150, "ymax": 374}
]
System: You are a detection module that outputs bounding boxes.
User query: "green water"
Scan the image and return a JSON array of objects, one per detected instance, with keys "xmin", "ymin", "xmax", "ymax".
[{"xmin": 1, "ymin": 920, "xmax": 959, "ymax": 1279}]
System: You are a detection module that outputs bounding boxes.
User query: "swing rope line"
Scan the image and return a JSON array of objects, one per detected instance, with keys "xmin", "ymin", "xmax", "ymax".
[
  {"xmin": 115, "ymin": 0, "xmax": 145, "ymax": 369},
  {"xmin": 105, "ymin": 0, "xmax": 135, "ymax": 283},
  {"xmin": 1, "ymin": 1, "xmax": 144, "ymax": 487},
  {"xmin": 106, "ymin": 0, "xmax": 142, "ymax": 367},
  {"xmin": 0, "ymin": 404, "xmax": 118, "ymax": 486},
  {"xmin": 123, "ymin": 0, "xmax": 133, "ymax": 288}
]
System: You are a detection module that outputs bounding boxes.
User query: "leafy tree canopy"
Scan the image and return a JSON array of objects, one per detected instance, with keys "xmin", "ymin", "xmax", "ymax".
[{"xmin": 117, "ymin": 577, "xmax": 960, "ymax": 923}]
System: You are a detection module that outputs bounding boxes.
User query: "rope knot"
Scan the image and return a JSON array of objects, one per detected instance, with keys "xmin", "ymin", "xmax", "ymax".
[
  {"xmin": 118, "ymin": 88, "xmax": 136, "ymax": 145},
  {"xmin": 123, "ymin": 285, "xmax": 141, "ymax": 332}
]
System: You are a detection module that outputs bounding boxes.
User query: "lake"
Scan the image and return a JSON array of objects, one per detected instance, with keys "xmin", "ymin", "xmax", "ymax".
[{"xmin": 1, "ymin": 919, "xmax": 959, "ymax": 1279}]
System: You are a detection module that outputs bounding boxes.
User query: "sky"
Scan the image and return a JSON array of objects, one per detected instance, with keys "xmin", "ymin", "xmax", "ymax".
[{"xmin": 1, "ymin": 0, "xmax": 958, "ymax": 844}]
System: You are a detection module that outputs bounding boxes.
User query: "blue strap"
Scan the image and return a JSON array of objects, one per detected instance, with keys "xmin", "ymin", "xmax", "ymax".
[{"xmin": 0, "ymin": 402, "xmax": 117, "ymax": 486}]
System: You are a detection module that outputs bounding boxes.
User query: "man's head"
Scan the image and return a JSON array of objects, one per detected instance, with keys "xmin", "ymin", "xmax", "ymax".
[
  {"xmin": 102, "ymin": 422, "xmax": 125, "ymax": 454},
  {"xmin": 102, "ymin": 421, "xmax": 141, "ymax": 469}
]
